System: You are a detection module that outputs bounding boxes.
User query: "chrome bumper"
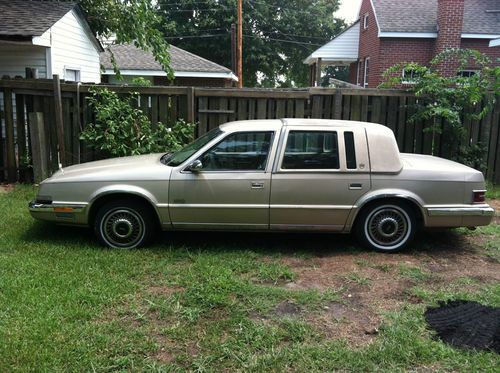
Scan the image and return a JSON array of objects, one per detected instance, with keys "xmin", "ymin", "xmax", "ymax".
[
  {"xmin": 29, "ymin": 200, "xmax": 88, "ymax": 225},
  {"xmin": 427, "ymin": 205, "xmax": 494, "ymax": 217},
  {"xmin": 425, "ymin": 204, "xmax": 494, "ymax": 227}
]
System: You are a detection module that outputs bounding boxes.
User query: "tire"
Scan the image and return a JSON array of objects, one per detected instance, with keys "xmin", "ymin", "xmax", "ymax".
[
  {"xmin": 355, "ymin": 202, "xmax": 416, "ymax": 252},
  {"xmin": 94, "ymin": 200, "xmax": 156, "ymax": 249}
]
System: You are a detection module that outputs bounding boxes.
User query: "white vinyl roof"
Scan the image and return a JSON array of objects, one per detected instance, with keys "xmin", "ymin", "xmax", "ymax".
[{"xmin": 304, "ymin": 21, "xmax": 360, "ymax": 65}]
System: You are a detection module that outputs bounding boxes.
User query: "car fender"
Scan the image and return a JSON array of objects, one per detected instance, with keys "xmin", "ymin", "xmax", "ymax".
[
  {"xmin": 344, "ymin": 188, "xmax": 427, "ymax": 230},
  {"xmin": 87, "ymin": 184, "xmax": 162, "ymax": 222}
]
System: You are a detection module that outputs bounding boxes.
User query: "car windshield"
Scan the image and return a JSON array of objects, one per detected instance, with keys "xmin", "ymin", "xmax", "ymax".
[{"xmin": 163, "ymin": 128, "xmax": 223, "ymax": 166}]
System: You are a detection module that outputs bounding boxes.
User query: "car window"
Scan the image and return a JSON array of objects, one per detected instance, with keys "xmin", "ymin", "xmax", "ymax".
[
  {"xmin": 344, "ymin": 131, "xmax": 357, "ymax": 169},
  {"xmin": 199, "ymin": 131, "xmax": 273, "ymax": 171},
  {"xmin": 166, "ymin": 128, "xmax": 222, "ymax": 166},
  {"xmin": 282, "ymin": 131, "xmax": 340, "ymax": 170}
]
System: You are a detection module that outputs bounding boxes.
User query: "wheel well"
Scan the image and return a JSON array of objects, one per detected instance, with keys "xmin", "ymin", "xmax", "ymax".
[
  {"xmin": 88, "ymin": 193, "xmax": 160, "ymax": 227},
  {"xmin": 353, "ymin": 197, "xmax": 424, "ymax": 228}
]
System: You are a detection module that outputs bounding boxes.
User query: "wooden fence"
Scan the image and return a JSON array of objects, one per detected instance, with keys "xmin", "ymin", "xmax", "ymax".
[{"xmin": 1, "ymin": 77, "xmax": 500, "ymax": 183}]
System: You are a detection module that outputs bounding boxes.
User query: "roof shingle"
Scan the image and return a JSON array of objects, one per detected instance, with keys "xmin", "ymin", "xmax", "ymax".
[
  {"xmin": 372, "ymin": 0, "xmax": 500, "ymax": 35},
  {"xmin": 0, "ymin": 0, "xmax": 76, "ymax": 37},
  {"xmin": 100, "ymin": 43, "xmax": 233, "ymax": 74}
]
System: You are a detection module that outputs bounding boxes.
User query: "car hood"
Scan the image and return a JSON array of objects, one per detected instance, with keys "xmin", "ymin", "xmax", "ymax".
[{"xmin": 43, "ymin": 153, "xmax": 171, "ymax": 183}]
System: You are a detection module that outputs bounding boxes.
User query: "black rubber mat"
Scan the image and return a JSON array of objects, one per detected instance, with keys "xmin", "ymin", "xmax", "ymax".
[{"xmin": 424, "ymin": 300, "xmax": 500, "ymax": 353}]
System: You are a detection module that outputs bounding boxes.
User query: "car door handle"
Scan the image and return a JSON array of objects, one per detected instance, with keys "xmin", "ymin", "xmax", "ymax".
[
  {"xmin": 251, "ymin": 182, "xmax": 265, "ymax": 189},
  {"xmin": 349, "ymin": 183, "xmax": 363, "ymax": 190}
]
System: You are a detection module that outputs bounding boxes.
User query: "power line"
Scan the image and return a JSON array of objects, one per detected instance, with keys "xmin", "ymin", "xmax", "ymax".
[{"xmin": 243, "ymin": 34, "xmax": 322, "ymax": 47}]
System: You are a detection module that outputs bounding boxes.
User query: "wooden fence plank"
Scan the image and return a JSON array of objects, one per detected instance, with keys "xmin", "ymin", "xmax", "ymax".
[
  {"xmin": 53, "ymin": 75, "xmax": 66, "ymax": 166},
  {"xmin": 286, "ymin": 99, "xmax": 294, "ymax": 118},
  {"xmin": 342, "ymin": 95, "xmax": 351, "ymax": 120},
  {"xmin": 276, "ymin": 99, "xmax": 286, "ymax": 119},
  {"xmin": 487, "ymin": 99, "xmax": 500, "ymax": 180},
  {"xmin": 350, "ymin": 95, "xmax": 361, "ymax": 121},
  {"xmin": 267, "ymin": 99, "xmax": 275, "ymax": 119},
  {"xmin": 71, "ymin": 95, "xmax": 80, "ymax": 165},
  {"xmin": 371, "ymin": 96, "xmax": 381, "ymax": 123},
  {"xmin": 257, "ymin": 99, "xmax": 267, "ymax": 119},
  {"xmin": 360, "ymin": 96, "xmax": 368, "ymax": 122},
  {"xmin": 158, "ymin": 95, "xmax": 168, "ymax": 124},
  {"xmin": 311, "ymin": 96, "xmax": 322, "ymax": 118},
  {"xmin": 15, "ymin": 94, "xmax": 28, "ymax": 181},
  {"xmin": 333, "ymin": 90, "xmax": 342, "ymax": 119},
  {"xmin": 197, "ymin": 97, "xmax": 208, "ymax": 136},
  {"xmin": 28, "ymin": 112, "xmax": 48, "ymax": 183},
  {"xmin": 295, "ymin": 99, "xmax": 305, "ymax": 118},
  {"xmin": 386, "ymin": 96, "xmax": 398, "ymax": 133},
  {"xmin": 3, "ymin": 88, "xmax": 16, "ymax": 181},
  {"xmin": 396, "ymin": 96, "xmax": 406, "ymax": 150}
]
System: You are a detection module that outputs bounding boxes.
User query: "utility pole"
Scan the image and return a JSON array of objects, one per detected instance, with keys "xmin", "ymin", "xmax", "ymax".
[{"xmin": 237, "ymin": 0, "xmax": 243, "ymax": 88}]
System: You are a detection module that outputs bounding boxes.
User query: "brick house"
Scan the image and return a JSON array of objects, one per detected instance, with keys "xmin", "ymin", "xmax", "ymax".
[{"xmin": 305, "ymin": 0, "xmax": 500, "ymax": 87}]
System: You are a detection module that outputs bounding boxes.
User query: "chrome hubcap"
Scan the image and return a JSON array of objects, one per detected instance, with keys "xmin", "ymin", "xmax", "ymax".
[
  {"xmin": 367, "ymin": 207, "xmax": 408, "ymax": 248},
  {"xmin": 101, "ymin": 209, "xmax": 144, "ymax": 248}
]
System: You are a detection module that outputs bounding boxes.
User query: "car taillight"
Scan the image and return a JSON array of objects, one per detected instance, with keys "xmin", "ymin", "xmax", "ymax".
[{"xmin": 472, "ymin": 190, "xmax": 486, "ymax": 204}]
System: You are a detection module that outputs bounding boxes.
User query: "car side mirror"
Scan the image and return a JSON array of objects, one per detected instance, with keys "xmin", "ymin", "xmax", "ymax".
[{"xmin": 188, "ymin": 159, "xmax": 203, "ymax": 172}]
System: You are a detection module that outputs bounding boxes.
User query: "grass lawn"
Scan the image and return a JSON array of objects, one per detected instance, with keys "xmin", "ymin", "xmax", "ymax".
[{"xmin": 0, "ymin": 184, "xmax": 499, "ymax": 372}]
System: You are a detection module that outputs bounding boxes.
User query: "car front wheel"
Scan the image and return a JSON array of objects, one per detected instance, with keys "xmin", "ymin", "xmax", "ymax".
[
  {"xmin": 94, "ymin": 200, "xmax": 155, "ymax": 249},
  {"xmin": 355, "ymin": 202, "xmax": 416, "ymax": 252}
]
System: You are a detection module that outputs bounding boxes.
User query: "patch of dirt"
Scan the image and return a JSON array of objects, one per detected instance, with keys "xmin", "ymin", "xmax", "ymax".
[
  {"xmin": 257, "ymin": 218, "xmax": 500, "ymax": 347},
  {"xmin": 148, "ymin": 284, "xmax": 185, "ymax": 297},
  {"xmin": 275, "ymin": 300, "xmax": 301, "ymax": 316},
  {"xmin": 0, "ymin": 184, "xmax": 14, "ymax": 194}
]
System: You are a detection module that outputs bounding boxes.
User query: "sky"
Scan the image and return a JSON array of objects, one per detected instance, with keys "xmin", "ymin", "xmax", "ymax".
[{"xmin": 334, "ymin": 0, "xmax": 362, "ymax": 24}]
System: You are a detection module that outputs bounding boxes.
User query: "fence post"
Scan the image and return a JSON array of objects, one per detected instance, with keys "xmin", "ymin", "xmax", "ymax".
[
  {"xmin": 53, "ymin": 75, "xmax": 66, "ymax": 166},
  {"xmin": 187, "ymin": 87, "xmax": 195, "ymax": 123},
  {"xmin": 3, "ymin": 88, "xmax": 17, "ymax": 182},
  {"xmin": 28, "ymin": 112, "xmax": 49, "ymax": 183}
]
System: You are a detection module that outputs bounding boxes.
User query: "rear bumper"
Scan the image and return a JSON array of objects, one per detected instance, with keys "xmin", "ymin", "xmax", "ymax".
[
  {"xmin": 425, "ymin": 204, "xmax": 494, "ymax": 227},
  {"xmin": 29, "ymin": 200, "xmax": 88, "ymax": 225}
]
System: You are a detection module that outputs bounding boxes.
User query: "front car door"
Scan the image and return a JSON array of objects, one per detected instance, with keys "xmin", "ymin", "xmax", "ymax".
[
  {"xmin": 169, "ymin": 129, "xmax": 279, "ymax": 230},
  {"xmin": 270, "ymin": 125, "xmax": 370, "ymax": 231}
]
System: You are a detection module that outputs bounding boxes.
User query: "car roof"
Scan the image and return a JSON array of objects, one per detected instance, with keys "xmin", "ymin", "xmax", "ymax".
[{"xmin": 219, "ymin": 118, "xmax": 387, "ymax": 132}]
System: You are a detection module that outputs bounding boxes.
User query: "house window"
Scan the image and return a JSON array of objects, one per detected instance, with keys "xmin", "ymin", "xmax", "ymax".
[
  {"xmin": 64, "ymin": 68, "xmax": 81, "ymax": 82},
  {"xmin": 402, "ymin": 68, "xmax": 422, "ymax": 84},
  {"xmin": 363, "ymin": 13, "xmax": 369, "ymax": 29},
  {"xmin": 363, "ymin": 57, "xmax": 370, "ymax": 87},
  {"xmin": 457, "ymin": 70, "xmax": 478, "ymax": 78}
]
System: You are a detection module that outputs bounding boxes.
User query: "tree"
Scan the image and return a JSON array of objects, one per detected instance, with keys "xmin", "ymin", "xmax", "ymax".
[
  {"xmin": 157, "ymin": 0, "xmax": 345, "ymax": 87},
  {"xmin": 382, "ymin": 49, "xmax": 499, "ymax": 169},
  {"xmin": 75, "ymin": 0, "xmax": 173, "ymax": 78}
]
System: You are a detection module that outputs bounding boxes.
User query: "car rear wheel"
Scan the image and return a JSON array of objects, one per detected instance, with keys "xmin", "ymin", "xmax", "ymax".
[
  {"xmin": 355, "ymin": 202, "xmax": 416, "ymax": 252},
  {"xmin": 94, "ymin": 200, "xmax": 155, "ymax": 249}
]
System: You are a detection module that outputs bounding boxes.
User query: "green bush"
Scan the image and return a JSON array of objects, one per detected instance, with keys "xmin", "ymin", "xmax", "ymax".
[
  {"xmin": 80, "ymin": 87, "xmax": 195, "ymax": 158},
  {"xmin": 381, "ymin": 49, "xmax": 499, "ymax": 169}
]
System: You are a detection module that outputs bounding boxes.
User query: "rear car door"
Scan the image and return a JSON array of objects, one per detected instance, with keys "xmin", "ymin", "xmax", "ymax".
[{"xmin": 270, "ymin": 126, "xmax": 370, "ymax": 231}]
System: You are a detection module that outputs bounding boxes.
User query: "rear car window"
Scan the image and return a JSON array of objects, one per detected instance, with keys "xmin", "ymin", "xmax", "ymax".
[
  {"xmin": 282, "ymin": 131, "xmax": 340, "ymax": 169},
  {"xmin": 344, "ymin": 131, "xmax": 357, "ymax": 169}
]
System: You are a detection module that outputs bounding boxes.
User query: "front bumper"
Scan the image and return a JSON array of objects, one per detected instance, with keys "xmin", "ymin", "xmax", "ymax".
[
  {"xmin": 425, "ymin": 204, "xmax": 494, "ymax": 227},
  {"xmin": 29, "ymin": 200, "xmax": 88, "ymax": 225}
]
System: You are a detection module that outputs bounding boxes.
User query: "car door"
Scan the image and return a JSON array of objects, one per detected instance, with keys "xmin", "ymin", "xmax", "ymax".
[
  {"xmin": 270, "ymin": 126, "xmax": 370, "ymax": 231},
  {"xmin": 168, "ymin": 130, "xmax": 277, "ymax": 230}
]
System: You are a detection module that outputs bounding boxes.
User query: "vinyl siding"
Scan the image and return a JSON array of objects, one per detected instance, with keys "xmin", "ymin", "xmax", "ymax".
[
  {"xmin": 48, "ymin": 9, "xmax": 101, "ymax": 83},
  {"xmin": 0, "ymin": 45, "xmax": 48, "ymax": 78}
]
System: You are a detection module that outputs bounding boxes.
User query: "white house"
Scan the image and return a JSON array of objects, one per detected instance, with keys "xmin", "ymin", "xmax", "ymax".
[{"xmin": 0, "ymin": 0, "xmax": 103, "ymax": 82}]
